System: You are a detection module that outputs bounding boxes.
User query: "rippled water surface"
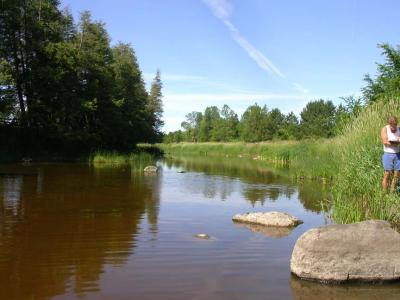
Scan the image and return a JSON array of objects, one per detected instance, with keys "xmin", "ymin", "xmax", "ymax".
[{"xmin": 0, "ymin": 157, "xmax": 399, "ymax": 300}]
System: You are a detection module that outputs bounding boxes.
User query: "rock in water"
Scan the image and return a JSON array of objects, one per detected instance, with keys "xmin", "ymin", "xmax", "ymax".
[
  {"xmin": 194, "ymin": 233, "xmax": 210, "ymax": 239},
  {"xmin": 232, "ymin": 211, "xmax": 303, "ymax": 227},
  {"xmin": 143, "ymin": 166, "xmax": 158, "ymax": 173},
  {"xmin": 290, "ymin": 220, "xmax": 400, "ymax": 283}
]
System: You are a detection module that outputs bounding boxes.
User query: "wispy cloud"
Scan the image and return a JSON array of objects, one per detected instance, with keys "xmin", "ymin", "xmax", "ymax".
[
  {"xmin": 203, "ymin": 0, "xmax": 284, "ymax": 78},
  {"xmin": 293, "ymin": 82, "xmax": 309, "ymax": 94}
]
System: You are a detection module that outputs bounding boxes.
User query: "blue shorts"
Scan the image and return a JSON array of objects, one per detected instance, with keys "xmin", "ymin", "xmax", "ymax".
[{"xmin": 382, "ymin": 152, "xmax": 400, "ymax": 171}]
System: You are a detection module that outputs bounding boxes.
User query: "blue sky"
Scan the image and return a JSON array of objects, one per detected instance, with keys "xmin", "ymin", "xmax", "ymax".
[{"xmin": 61, "ymin": 0, "xmax": 400, "ymax": 132}]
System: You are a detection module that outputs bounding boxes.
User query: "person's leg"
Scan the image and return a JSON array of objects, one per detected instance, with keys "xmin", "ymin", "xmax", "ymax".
[
  {"xmin": 391, "ymin": 153, "xmax": 400, "ymax": 191},
  {"xmin": 382, "ymin": 152, "xmax": 393, "ymax": 190},
  {"xmin": 383, "ymin": 171, "xmax": 391, "ymax": 190},
  {"xmin": 391, "ymin": 171, "xmax": 399, "ymax": 191}
]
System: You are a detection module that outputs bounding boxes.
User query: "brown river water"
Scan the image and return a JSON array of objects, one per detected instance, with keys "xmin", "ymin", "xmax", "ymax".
[{"xmin": 0, "ymin": 157, "xmax": 399, "ymax": 300}]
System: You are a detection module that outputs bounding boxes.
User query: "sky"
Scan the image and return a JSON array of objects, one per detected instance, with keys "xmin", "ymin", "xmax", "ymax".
[{"xmin": 60, "ymin": 0, "xmax": 400, "ymax": 132}]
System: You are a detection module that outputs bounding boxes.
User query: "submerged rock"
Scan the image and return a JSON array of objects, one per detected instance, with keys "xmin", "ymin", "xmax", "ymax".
[
  {"xmin": 234, "ymin": 222, "xmax": 295, "ymax": 238},
  {"xmin": 290, "ymin": 220, "xmax": 400, "ymax": 283},
  {"xmin": 194, "ymin": 233, "xmax": 210, "ymax": 239},
  {"xmin": 143, "ymin": 165, "xmax": 158, "ymax": 174},
  {"xmin": 232, "ymin": 211, "xmax": 303, "ymax": 227}
]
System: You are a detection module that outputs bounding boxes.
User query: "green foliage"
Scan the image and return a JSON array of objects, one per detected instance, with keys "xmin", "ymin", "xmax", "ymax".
[
  {"xmin": 362, "ymin": 43, "xmax": 400, "ymax": 103},
  {"xmin": 90, "ymin": 151, "xmax": 155, "ymax": 170},
  {"xmin": 300, "ymin": 99, "xmax": 336, "ymax": 138},
  {"xmin": 0, "ymin": 2, "xmax": 163, "ymax": 157},
  {"xmin": 239, "ymin": 104, "xmax": 269, "ymax": 142}
]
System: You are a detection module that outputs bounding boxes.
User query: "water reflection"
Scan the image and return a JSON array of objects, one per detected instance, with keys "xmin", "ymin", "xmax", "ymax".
[
  {"xmin": 233, "ymin": 222, "xmax": 295, "ymax": 238},
  {"xmin": 291, "ymin": 277, "xmax": 400, "ymax": 300},
  {"xmin": 2, "ymin": 175, "xmax": 23, "ymax": 216},
  {"xmin": 165, "ymin": 156, "xmax": 331, "ymax": 213},
  {"xmin": 0, "ymin": 164, "xmax": 160, "ymax": 300}
]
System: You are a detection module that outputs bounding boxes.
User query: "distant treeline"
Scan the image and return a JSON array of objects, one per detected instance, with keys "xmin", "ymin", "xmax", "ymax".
[
  {"xmin": 164, "ymin": 98, "xmax": 362, "ymax": 143},
  {"xmin": 0, "ymin": 0, "xmax": 163, "ymax": 158},
  {"xmin": 165, "ymin": 43, "xmax": 400, "ymax": 144}
]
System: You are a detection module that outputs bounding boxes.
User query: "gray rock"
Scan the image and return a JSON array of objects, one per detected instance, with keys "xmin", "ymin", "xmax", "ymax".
[
  {"xmin": 143, "ymin": 165, "xmax": 158, "ymax": 173},
  {"xmin": 232, "ymin": 211, "xmax": 303, "ymax": 227},
  {"xmin": 194, "ymin": 233, "xmax": 210, "ymax": 239},
  {"xmin": 290, "ymin": 220, "xmax": 400, "ymax": 282}
]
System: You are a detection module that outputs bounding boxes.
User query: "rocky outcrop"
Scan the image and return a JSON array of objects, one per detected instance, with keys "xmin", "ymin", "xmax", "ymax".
[
  {"xmin": 290, "ymin": 220, "xmax": 400, "ymax": 282},
  {"xmin": 143, "ymin": 165, "xmax": 158, "ymax": 174},
  {"xmin": 232, "ymin": 211, "xmax": 303, "ymax": 227}
]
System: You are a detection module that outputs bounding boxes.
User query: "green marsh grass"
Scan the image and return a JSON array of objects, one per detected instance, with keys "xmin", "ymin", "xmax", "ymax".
[{"xmin": 89, "ymin": 151, "xmax": 155, "ymax": 170}]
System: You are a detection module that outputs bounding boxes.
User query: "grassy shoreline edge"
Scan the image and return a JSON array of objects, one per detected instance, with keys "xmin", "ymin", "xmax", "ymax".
[{"xmin": 155, "ymin": 99, "xmax": 400, "ymax": 225}]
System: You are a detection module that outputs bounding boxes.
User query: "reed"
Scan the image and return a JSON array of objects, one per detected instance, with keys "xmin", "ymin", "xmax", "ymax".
[{"xmin": 89, "ymin": 151, "xmax": 155, "ymax": 169}]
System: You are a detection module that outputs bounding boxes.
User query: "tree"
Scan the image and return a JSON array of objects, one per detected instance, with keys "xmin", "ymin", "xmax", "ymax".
[
  {"xmin": 280, "ymin": 112, "xmax": 300, "ymax": 140},
  {"xmin": 181, "ymin": 111, "xmax": 202, "ymax": 142},
  {"xmin": 111, "ymin": 42, "xmax": 149, "ymax": 148},
  {"xmin": 220, "ymin": 104, "xmax": 239, "ymax": 141},
  {"xmin": 239, "ymin": 104, "xmax": 269, "ymax": 142},
  {"xmin": 147, "ymin": 70, "xmax": 164, "ymax": 141},
  {"xmin": 334, "ymin": 96, "xmax": 363, "ymax": 134},
  {"xmin": 198, "ymin": 106, "xmax": 220, "ymax": 142},
  {"xmin": 264, "ymin": 108, "xmax": 284, "ymax": 140},
  {"xmin": 300, "ymin": 99, "xmax": 336, "ymax": 138},
  {"xmin": 362, "ymin": 43, "xmax": 400, "ymax": 103}
]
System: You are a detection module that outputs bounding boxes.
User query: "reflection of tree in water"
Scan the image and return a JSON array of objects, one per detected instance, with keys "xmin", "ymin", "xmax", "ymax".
[
  {"xmin": 166, "ymin": 156, "xmax": 297, "ymax": 204},
  {"xmin": 0, "ymin": 164, "xmax": 160, "ymax": 299},
  {"xmin": 242, "ymin": 185, "xmax": 296, "ymax": 206},
  {"xmin": 291, "ymin": 276, "xmax": 400, "ymax": 300},
  {"xmin": 297, "ymin": 180, "xmax": 332, "ymax": 213},
  {"xmin": 165, "ymin": 156, "xmax": 292, "ymax": 186},
  {"xmin": 166, "ymin": 156, "xmax": 330, "ymax": 211}
]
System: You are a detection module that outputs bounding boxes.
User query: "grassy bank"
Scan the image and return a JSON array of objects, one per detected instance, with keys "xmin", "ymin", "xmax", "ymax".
[
  {"xmin": 158, "ymin": 140, "xmax": 338, "ymax": 179},
  {"xmin": 158, "ymin": 99, "xmax": 400, "ymax": 224},
  {"xmin": 332, "ymin": 99, "xmax": 400, "ymax": 224}
]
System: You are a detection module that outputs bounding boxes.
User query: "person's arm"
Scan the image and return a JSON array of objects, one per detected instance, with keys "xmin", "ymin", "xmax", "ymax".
[{"xmin": 381, "ymin": 126, "xmax": 391, "ymax": 145}]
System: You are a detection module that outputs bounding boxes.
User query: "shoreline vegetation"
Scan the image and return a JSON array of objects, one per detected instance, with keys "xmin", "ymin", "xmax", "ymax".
[{"xmin": 157, "ymin": 99, "xmax": 400, "ymax": 225}]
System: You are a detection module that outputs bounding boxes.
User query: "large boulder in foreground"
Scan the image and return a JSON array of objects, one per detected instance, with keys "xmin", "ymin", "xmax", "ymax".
[
  {"xmin": 291, "ymin": 220, "xmax": 400, "ymax": 283},
  {"xmin": 232, "ymin": 211, "xmax": 303, "ymax": 227}
]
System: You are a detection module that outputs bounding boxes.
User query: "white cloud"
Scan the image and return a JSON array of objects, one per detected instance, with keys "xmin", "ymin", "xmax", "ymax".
[
  {"xmin": 203, "ymin": 0, "xmax": 284, "ymax": 78},
  {"xmin": 293, "ymin": 82, "xmax": 309, "ymax": 94}
]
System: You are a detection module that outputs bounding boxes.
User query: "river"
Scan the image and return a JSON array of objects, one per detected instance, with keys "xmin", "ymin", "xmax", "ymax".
[{"xmin": 0, "ymin": 157, "xmax": 399, "ymax": 300}]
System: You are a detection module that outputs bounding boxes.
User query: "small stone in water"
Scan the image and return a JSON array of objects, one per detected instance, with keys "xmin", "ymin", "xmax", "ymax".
[{"xmin": 194, "ymin": 233, "xmax": 210, "ymax": 239}]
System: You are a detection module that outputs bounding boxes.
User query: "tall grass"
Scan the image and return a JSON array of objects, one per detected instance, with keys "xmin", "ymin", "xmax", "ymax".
[
  {"xmin": 332, "ymin": 99, "xmax": 400, "ymax": 224},
  {"xmin": 158, "ymin": 140, "xmax": 338, "ymax": 179},
  {"xmin": 89, "ymin": 151, "xmax": 155, "ymax": 170}
]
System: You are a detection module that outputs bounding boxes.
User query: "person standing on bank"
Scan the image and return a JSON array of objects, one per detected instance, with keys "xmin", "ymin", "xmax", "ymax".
[{"xmin": 381, "ymin": 116, "xmax": 400, "ymax": 191}]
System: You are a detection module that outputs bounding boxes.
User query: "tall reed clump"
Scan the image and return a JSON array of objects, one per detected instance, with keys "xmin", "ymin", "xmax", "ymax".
[
  {"xmin": 90, "ymin": 151, "xmax": 155, "ymax": 170},
  {"xmin": 332, "ymin": 99, "xmax": 400, "ymax": 224}
]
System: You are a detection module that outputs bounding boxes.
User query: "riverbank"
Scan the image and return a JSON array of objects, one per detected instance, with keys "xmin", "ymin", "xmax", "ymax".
[
  {"xmin": 156, "ymin": 140, "xmax": 338, "ymax": 179},
  {"xmin": 156, "ymin": 99, "xmax": 400, "ymax": 225}
]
